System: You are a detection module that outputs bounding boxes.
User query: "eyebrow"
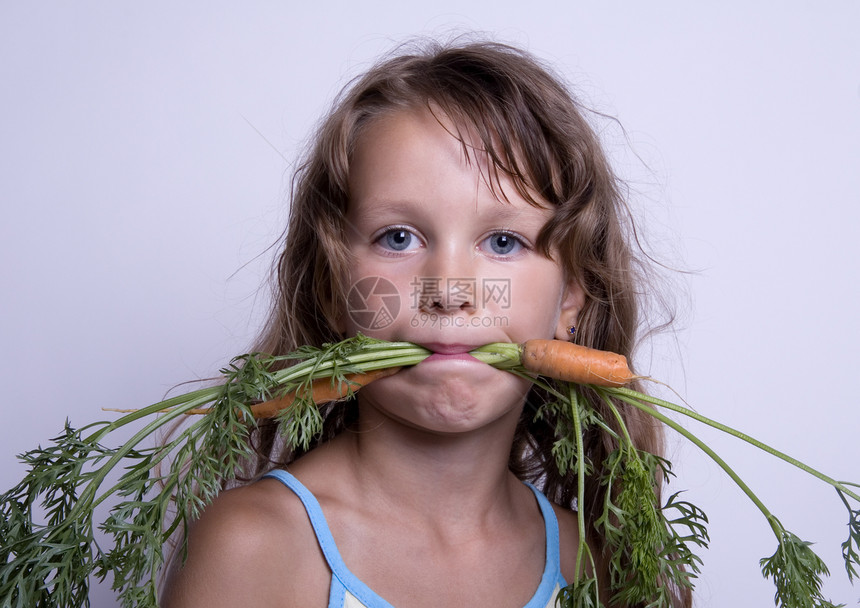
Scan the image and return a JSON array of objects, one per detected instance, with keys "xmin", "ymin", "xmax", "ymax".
[
  {"xmin": 350, "ymin": 197, "xmax": 553, "ymax": 230},
  {"xmin": 347, "ymin": 198, "xmax": 417, "ymax": 221}
]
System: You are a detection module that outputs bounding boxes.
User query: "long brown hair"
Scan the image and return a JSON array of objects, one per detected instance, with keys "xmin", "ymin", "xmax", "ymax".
[{"xmin": 248, "ymin": 38, "xmax": 685, "ymax": 608}]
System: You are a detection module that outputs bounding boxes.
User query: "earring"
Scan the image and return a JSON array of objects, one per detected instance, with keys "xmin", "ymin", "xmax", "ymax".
[{"xmin": 566, "ymin": 325, "xmax": 576, "ymax": 338}]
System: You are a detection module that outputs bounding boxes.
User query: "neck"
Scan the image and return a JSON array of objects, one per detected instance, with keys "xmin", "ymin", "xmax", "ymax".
[{"xmin": 342, "ymin": 403, "xmax": 525, "ymax": 526}]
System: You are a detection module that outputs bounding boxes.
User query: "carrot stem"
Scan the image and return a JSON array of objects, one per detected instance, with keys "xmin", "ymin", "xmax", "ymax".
[
  {"xmin": 609, "ymin": 387, "xmax": 860, "ymax": 504},
  {"xmin": 606, "ymin": 388, "xmax": 786, "ymax": 540},
  {"xmin": 569, "ymin": 384, "xmax": 600, "ymax": 594}
]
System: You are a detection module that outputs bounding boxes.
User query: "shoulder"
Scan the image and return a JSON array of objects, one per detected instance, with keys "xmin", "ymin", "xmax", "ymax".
[
  {"xmin": 550, "ymin": 501, "xmax": 614, "ymax": 603},
  {"xmin": 160, "ymin": 476, "xmax": 330, "ymax": 608},
  {"xmin": 549, "ymin": 500, "xmax": 581, "ymax": 584}
]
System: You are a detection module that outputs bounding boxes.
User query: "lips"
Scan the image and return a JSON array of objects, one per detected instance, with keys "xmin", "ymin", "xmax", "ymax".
[
  {"xmin": 420, "ymin": 343, "xmax": 481, "ymax": 363},
  {"xmin": 422, "ymin": 342, "xmax": 477, "ymax": 355}
]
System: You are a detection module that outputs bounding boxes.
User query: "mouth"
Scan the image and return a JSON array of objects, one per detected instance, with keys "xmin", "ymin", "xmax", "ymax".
[{"xmin": 420, "ymin": 343, "xmax": 481, "ymax": 363}]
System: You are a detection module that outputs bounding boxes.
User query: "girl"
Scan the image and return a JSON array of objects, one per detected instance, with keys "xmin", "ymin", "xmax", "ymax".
[{"xmin": 160, "ymin": 39, "xmax": 681, "ymax": 608}]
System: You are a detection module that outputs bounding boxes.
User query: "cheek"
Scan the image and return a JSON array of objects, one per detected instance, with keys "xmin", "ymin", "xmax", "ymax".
[
  {"xmin": 341, "ymin": 268, "xmax": 416, "ymax": 339},
  {"xmin": 506, "ymin": 268, "xmax": 566, "ymax": 338}
]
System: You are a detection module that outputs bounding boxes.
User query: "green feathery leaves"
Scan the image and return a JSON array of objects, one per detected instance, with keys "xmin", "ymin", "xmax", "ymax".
[
  {"xmin": 0, "ymin": 336, "xmax": 429, "ymax": 608},
  {"xmin": 1, "ymin": 338, "xmax": 859, "ymax": 607},
  {"xmin": 760, "ymin": 529, "xmax": 842, "ymax": 608},
  {"xmin": 557, "ymin": 576, "xmax": 601, "ymax": 608},
  {"xmin": 838, "ymin": 484, "xmax": 860, "ymax": 583}
]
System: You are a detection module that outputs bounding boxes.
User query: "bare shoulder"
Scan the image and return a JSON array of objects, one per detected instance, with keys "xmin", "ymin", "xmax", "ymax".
[
  {"xmin": 160, "ymin": 476, "xmax": 329, "ymax": 608},
  {"xmin": 550, "ymin": 501, "xmax": 582, "ymax": 583}
]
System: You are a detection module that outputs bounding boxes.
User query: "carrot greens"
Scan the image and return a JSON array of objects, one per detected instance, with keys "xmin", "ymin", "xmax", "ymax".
[
  {"xmin": 0, "ymin": 336, "xmax": 430, "ymax": 608},
  {"xmin": 1, "ymin": 336, "xmax": 857, "ymax": 608},
  {"xmin": 474, "ymin": 343, "xmax": 859, "ymax": 608}
]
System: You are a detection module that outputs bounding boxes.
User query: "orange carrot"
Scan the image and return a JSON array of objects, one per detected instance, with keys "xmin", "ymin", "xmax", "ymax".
[
  {"xmin": 521, "ymin": 339, "xmax": 636, "ymax": 387},
  {"xmin": 248, "ymin": 367, "xmax": 400, "ymax": 417},
  {"xmin": 170, "ymin": 367, "xmax": 402, "ymax": 417}
]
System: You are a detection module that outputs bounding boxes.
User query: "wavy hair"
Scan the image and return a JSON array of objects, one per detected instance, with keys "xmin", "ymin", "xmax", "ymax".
[{"xmin": 248, "ymin": 38, "xmax": 685, "ymax": 608}]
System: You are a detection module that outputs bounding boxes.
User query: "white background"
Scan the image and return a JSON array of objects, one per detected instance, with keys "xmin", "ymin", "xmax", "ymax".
[{"xmin": 1, "ymin": 3, "xmax": 858, "ymax": 606}]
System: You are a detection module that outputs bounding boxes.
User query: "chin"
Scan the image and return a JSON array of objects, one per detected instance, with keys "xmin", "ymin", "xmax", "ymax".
[{"xmin": 376, "ymin": 369, "xmax": 530, "ymax": 432}]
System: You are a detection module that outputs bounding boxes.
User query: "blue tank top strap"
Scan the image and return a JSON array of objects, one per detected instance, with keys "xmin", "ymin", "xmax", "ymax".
[
  {"xmin": 523, "ymin": 482, "xmax": 566, "ymax": 606},
  {"xmin": 263, "ymin": 469, "xmax": 396, "ymax": 608},
  {"xmin": 263, "ymin": 469, "xmax": 565, "ymax": 608}
]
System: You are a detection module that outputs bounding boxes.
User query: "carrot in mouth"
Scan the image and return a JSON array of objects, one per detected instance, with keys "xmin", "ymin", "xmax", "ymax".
[{"xmin": 519, "ymin": 339, "xmax": 637, "ymax": 387}]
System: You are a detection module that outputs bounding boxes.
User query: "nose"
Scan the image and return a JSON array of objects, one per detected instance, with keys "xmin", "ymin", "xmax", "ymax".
[
  {"xmin": 413, "ymin": 245, "xmax": 477, "ymax": 313},
  {"xmin": 416, "ymin": 277, "xmax": 477, "ymax": 312}
]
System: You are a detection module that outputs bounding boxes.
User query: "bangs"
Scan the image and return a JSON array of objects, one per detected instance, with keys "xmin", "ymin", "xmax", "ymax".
[
  {"xmin": 427, "ymin": 98, "xmax": 558, "ymax": 212},
  {"xmin": 344, "ymin": 41, "xmax": 571, "ymax": 212}
]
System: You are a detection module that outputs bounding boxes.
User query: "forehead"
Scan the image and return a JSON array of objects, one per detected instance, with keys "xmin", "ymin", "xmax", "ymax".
[
  {"xmin": 345, "ymin": 107, "xmax": 555, "ymax": 241},
  {"xmin": 349, "ymin": 106, "xmax": 549, "ymax": 212}
]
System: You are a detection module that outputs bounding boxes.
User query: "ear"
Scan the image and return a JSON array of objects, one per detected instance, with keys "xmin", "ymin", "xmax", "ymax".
[{"xmin": 555, "ymin": 281, "xmax": 586, "ymax": 341}]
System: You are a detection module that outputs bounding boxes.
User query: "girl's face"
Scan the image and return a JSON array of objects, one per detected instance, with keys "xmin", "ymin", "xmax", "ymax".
[{"xmin": 343, "ymin": 107, "xmax": 583, "ymax": 436}]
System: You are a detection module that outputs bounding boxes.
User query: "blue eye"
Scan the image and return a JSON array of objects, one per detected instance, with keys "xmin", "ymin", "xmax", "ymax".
[
  {"xmin": 378, "ymin": 228, "xmax": 417, "ymax": 252},
  {"xmin": 485, "ymin": 232, "xmax": 522, "ymax": 256}
]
